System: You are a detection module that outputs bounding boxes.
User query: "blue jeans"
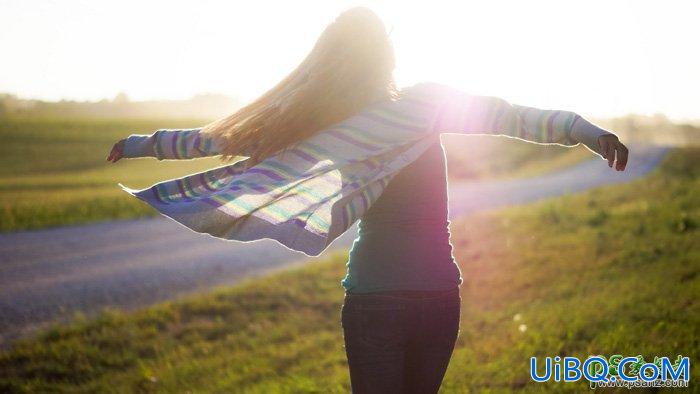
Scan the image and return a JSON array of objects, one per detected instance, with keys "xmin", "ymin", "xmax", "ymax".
[{"xmin": 341, "ymin": 287, "xmax": 461, "ymax": 393}]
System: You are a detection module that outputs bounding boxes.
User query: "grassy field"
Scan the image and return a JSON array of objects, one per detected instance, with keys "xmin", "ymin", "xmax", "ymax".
[
  {"xmin": 1, "ymin": 148, "xmax": 696, "ymax": 393},
  {"xmin": 0, "ymin": 118, "xmax": 223, "ymax": 231},
  {"xmin": 0, "ymin": 118, "xmax": 589, "ymax": 232}
]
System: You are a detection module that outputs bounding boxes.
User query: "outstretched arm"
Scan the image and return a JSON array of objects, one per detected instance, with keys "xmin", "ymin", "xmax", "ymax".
[
  {"xmin": 107, "ymin": 128, "xmax": 223, "ymax": 162},
  {"xmin": 421, "ymin": 83, "xmax": 628, "ymax": 170}
]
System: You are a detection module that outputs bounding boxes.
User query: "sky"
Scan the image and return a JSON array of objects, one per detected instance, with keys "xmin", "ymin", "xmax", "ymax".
[{"xmin": 1, "ymin": 0, "xmax": 698, "ymax": 120}]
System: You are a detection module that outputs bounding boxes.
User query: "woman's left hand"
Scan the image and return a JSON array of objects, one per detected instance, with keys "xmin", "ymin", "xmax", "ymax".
[
  {"xmin": 107, "ymin": 138, "xmax": 126, "ymax": 163},
  {"xmin": 598, "ymin": 134, "xmax": 628, "ymax": 171}
]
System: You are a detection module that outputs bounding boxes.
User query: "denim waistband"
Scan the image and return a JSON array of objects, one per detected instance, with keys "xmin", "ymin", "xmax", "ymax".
[{"xmin": 344, "ymin": 287, "xmax": 459, "ymax": 300}]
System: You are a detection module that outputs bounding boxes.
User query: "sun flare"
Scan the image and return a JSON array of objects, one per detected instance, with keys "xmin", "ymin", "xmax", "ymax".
[{"xmin": 0, "ymin": 0, "xmax": 698, "ymax": 120}]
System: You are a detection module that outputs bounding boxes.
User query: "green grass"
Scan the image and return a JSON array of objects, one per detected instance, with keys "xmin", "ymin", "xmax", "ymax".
[
  {"xmin": 1, "ymin": 118, "xmax": 589, "ymax": 232},
  {"xmin": 1, "ymin": 148, "xmax": 696, "ymax": 393},
  {"xmin": 0, "ymin": 118, "xmax": 224, "ymax": 231}
]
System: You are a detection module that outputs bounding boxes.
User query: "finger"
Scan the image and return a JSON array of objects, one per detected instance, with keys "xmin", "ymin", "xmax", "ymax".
[
  {"xmin": 606, "ymin": 144, "xmax": 615, "ymax": 167},
  {"xmin": 616, "ymin": 144, "xmax": 629, "ymax": 171},
  {"xmin": 598, "ymin": 139, "xmax": 609, "ymax": 161}
]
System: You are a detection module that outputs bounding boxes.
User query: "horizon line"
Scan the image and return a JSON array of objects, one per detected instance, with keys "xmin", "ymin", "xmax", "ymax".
[{"xmin": 2, "ymin": 91, "xmax": 699, "ymax": 125}]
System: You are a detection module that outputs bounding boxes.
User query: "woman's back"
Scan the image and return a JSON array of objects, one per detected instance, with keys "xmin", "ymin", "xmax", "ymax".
[{"xmin": 342, "ymin": 136, "xmax": 462, "ymax": 293}]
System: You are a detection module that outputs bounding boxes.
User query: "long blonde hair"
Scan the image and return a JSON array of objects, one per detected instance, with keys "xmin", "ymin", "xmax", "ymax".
[{"xmin": 202, "ymin": 7, "xmax": 397, "ymax": 165}]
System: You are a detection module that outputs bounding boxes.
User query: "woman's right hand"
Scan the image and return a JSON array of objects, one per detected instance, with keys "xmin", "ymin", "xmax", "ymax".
[
  {"xmin": 107, "ymin": 138, "xmax": 126, "ymax": 162},
  {"xmin": 598, "ymin": 134, "xmax": 629, "ymax": 171}
]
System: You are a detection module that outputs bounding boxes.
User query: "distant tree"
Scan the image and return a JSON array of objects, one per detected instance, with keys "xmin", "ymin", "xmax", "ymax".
[{"xmin": 113, "ymin": 92, "xmax": 130, "ymax": 103}]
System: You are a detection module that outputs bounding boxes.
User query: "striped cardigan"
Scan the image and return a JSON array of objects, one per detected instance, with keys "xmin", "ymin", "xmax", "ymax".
[{"xmin": 120, "ymin": 82, "xmax": 608, "ymax": 256}]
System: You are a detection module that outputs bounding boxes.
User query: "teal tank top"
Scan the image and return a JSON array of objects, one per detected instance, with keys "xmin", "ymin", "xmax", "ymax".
[{"xmin": 342, "ymin": 138, "xmax": 463, "ymax": 293}]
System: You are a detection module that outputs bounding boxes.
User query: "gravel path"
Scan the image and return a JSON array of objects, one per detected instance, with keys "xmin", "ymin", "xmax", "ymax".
[{"xmin": 0, "ymin": 145, "xmax": 668, "ymax": 345}]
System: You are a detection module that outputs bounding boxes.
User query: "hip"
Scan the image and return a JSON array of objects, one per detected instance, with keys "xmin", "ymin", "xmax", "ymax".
[
  {"xmin": 342, "ymin": 287, "xmax": 461, "ymax": 311},
  {"xmin": 340, "ymin": 287, "xmax": 461, "ymax": 347}
]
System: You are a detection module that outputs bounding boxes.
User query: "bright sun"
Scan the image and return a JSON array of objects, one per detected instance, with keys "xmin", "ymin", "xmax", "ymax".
[{"xmin": 0, "ymin": 0, "xmax": 698, "ymax": 120}]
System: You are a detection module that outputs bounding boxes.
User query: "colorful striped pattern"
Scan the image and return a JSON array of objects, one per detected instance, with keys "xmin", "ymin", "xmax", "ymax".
[
  {"xmin": 150, "ymin": 128, "xmax": 219, "ymax": 159},
  {"xmin": 120, "ymin": 82, "xmax": 582, "ymax": 256},
  {"xmin": 430, "ymin": 85, "xmax": 580, "ymax": 145}
]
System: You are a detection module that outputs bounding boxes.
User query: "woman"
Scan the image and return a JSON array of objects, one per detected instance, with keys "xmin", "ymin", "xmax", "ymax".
[{"xmin": 108, "ymin": 7, "xmax": 628, "ymax": 393}]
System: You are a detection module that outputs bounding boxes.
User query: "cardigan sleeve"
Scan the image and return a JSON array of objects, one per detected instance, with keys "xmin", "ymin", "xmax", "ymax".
[
  {"xmin": 122, "ymin": 128, "xmax": 223, "ymax": 160},
  {"xmin": 423, "ymin": 83, "xmax": 613, "ymax": 156}
]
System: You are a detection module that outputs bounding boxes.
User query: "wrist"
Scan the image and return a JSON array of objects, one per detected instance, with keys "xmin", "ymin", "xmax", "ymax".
[
  {"xmin": 570, "ymin": 117, "xmax": 614, "ymax": 156},
  {"xmin": 123, "ymin": 134, "xmax": 157, "ymax": 158}
]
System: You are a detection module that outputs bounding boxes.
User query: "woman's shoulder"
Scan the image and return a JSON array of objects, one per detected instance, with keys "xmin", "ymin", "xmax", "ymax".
[
  {"xmin": 398, "ymin": 82, "xmax": 461, "ymax": 102},
  {"xmin": 399, "ymin": 81, "xmax": 447, "ymax": 93}
]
